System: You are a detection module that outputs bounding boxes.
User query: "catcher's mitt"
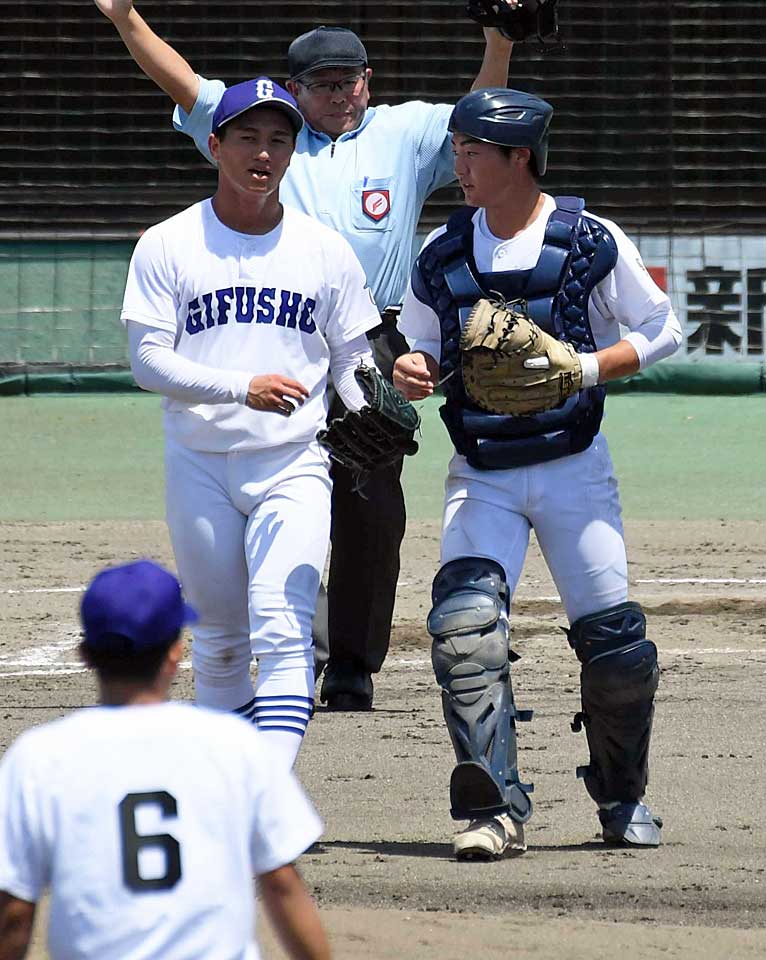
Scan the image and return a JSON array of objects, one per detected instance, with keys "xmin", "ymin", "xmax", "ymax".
[
  {"xmin": 317, "ymin": 365, "xmax": 420, "ymax": 486},
  {"xmin": 460, "ymin": 297, "xmax": 582, "ymax": 416},
  {"xmin": 465, "ymin": 0, "xmax": 560, "ymax": 47}
]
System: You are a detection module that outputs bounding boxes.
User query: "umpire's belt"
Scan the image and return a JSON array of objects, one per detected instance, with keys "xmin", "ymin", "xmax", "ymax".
[{"xmin": 368, "ymin": 305, "xmax": 402, "ymax": 339}]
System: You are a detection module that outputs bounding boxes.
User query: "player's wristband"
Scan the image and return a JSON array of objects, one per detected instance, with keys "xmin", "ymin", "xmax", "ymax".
[{"xmin": 579, "ymin": 352, "xmax": 600, "ymax": 389}]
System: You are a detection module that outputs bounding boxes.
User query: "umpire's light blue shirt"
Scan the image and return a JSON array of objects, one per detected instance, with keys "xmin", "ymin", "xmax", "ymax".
[{"xmin": 174, "ymin": 77, "xmax": 456, "ymax": 311}]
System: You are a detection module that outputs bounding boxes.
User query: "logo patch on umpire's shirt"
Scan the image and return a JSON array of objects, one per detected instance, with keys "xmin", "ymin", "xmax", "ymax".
[{"xmin": 362, "ymin": 189, "xmax": 391, "ymax": 222}]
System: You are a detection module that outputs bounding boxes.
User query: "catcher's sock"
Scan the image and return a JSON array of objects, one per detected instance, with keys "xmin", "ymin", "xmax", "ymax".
[{"xmin": 252, "ymin": 651, "xmax": 315, "ymax": 769}]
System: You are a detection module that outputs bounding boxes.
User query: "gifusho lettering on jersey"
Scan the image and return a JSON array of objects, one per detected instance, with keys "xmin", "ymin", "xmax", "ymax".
[
  {"xmin": 185, "ymin": 287, "xmax": 317, "ymax": 335},
  {"xmin": 121, "ymin": 201, "xmax": 380, "ymax": 453}
]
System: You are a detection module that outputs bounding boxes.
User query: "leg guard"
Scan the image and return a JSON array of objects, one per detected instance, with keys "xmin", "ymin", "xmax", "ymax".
[
  {"xmin": 568, "ymin": 601, "xmax": 659, "ymax": 805},
  {"xmin": 428, "ymin": 557, "xmax": 533, "ymax": 823}
]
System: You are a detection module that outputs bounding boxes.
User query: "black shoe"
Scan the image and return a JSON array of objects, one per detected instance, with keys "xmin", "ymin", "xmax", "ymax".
[{"xmin": 320, "ymin": 661, "xmax": 373, "ymax": 711}]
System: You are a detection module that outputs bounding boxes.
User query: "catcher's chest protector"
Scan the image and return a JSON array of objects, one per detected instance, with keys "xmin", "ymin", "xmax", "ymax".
[{"xmin": 418, "ymin": 198, "xmax": 618, "ymax": 470}]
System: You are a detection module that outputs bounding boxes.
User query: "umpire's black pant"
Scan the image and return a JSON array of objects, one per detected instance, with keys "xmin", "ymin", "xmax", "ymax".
[{"xmin": 313, "ymin": 316, "xmax": 409, "ymax": 676}]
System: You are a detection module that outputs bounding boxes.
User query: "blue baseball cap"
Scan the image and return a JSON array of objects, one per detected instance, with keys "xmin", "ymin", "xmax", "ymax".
[
  {"xmin": 211, "ymin": 77, "xmax": 304, "ymax": 136},
  {"xmin": 80, "ymin": 560, "xmax": 197, "ymax": 654}
]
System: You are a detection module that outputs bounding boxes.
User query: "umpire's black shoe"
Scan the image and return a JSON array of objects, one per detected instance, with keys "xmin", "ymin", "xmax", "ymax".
[{"xmin": 320, "ymin": 661, "xmax": 374, "ymax": 711}]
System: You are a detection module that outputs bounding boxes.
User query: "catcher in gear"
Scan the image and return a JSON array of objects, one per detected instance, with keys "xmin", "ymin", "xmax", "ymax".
[{"xmin": 394, "ymin": 88, "xmax": 682, "ymax": 861}]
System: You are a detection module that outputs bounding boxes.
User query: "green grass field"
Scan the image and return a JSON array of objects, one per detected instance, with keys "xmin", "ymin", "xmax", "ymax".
[{"xmin": 3, "ymin": 393, "xmax": 765, "ymax": 522}]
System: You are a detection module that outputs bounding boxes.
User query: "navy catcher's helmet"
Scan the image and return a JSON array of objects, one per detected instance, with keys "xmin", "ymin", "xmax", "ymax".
[{"xmin": 448, "ymin": 88, "xmax": 553, "ymax": 176}]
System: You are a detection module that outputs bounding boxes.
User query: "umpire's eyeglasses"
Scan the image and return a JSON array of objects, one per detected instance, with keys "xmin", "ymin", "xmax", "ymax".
[{"xmin": 298, "ymin": 73, "xmax": 367, "ymax": 96}]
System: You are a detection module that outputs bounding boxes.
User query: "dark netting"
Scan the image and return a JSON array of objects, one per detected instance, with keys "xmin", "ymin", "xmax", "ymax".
[{"xmin": 2, "ymin": 0, "xmax": 764, "ymax": 238}]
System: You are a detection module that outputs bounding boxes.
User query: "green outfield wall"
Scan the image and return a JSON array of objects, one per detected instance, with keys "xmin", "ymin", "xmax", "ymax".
[
  {"xmin": 2, "ymin": 242, "xmax": 766, "ymax": 398},
  {"xmin": 3, "ymin": 236, "xmax": 766, "ymax": 375},
  {"xmin": 0, "ymin": 241, "xmax": 132, "ymax": 365}
]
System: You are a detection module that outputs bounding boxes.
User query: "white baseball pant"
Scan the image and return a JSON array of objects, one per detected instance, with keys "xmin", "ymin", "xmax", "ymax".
[
  {"xmin": 164, "ymin": 436, "xmax": 331, "ymax": 767},
  {"xmin": 440, "ymin": 432, "xmax": 628, "ymax": 622}
]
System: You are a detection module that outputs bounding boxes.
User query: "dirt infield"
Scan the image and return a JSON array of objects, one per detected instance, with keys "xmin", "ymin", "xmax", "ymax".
[{"xmin": 2, "ymin": 518, "xmax": 765, "ymax": 958}]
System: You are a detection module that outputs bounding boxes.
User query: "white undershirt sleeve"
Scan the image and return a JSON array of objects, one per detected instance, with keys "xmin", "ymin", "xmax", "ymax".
[
  {"xmin": 328, "ymin": 333, "xmax": 377, "ymax": 412},
  {"xmin": 248, "ymin": 740, "xmax": 323, "ymax": 874},
  {"xmin": 621, "ymin": 305, "xmax": 683, "ymax": 369},
  {"xmin": 127, "ymin": 321, "xmax": 252, "ymax": 405},
  {"xmin": 589, "ymin": 219, "xmax": 683, "ymax": 369},
  {"xmin": 0, "ymin": 739, "xmax": 49, "ymax": 903},
  {"xmin": 406, "ymin": 337, "xmax": 442, "ymax": 364},
  {"xmin": 398, "ymin": 269, "xmax": 443, "ymax": 364}
]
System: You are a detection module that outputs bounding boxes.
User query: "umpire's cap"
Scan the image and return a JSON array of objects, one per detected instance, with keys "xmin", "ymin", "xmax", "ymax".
[
  {"xmin": 449, "ymin": 88, "xmax": 554, "ymax": 176},
  {"xmin": 288, "ymin": 26, "xmax": 367, "ymax": 81},
  {"xmin": 80, "ymin": 560, "xmax": 197, "ymax": 655}
]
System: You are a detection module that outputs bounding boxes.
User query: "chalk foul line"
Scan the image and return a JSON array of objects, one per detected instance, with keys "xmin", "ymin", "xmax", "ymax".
[{"xmin": 4, "ymin": 577, "xmax": 765, "ymax": 598}]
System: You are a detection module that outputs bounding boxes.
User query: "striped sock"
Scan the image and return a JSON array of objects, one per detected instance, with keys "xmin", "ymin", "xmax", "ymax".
[
  {"xmin": 252, "ymin": 694, "xmax": 314, "ymax": 736},
  {"xmin": 231, "ymin": 696, "xmax": 313, "ymax": 769},
  {"xmin": 252, "ymin": 695, "xmax": 314, "ymax": 768},
  {"xmin": 234, "ymin": 652, "xmax": 316, "ymax": 768},
  {"xmin": 232, "ymin": 697, "xmax": 258, "ymax": 725}
]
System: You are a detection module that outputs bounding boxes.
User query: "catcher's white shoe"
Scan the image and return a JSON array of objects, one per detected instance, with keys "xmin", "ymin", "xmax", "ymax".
[{"xmin": 453, "ymin": 814, "xmax": 527, "ymax": 861}]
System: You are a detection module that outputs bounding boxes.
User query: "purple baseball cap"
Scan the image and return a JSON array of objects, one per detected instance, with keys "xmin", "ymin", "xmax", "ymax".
[
  {"xmin": 80, "ymin": 560, "xmax": 197, "ymax": 654},
  {"xmin": 211, "ymin": 77, "xmax": 304, "ymax": 136}
]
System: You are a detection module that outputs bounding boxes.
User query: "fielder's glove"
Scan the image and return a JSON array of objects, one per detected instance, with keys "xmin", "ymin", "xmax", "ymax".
[
  {"xmin": 465, "ymin": 0, "xmax": 560, "ymax": 46},
  {"xmin": 460, "ymin": 297, "xmax": 583, "ymax": 416},
  {"xmin": 317, "ymin": 365, "xmax": 420, "ymax": 487}
]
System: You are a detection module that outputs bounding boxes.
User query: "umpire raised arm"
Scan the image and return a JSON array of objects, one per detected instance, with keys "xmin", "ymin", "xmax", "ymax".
[{"xmin": 93, "ymin": 0, "xmax": 514, "ymax": 711}]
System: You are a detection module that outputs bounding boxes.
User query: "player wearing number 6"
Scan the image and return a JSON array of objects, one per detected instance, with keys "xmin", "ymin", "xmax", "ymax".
[{"xmin": 0, "ymin": 560, "xmax": 330, "ymax": 960}]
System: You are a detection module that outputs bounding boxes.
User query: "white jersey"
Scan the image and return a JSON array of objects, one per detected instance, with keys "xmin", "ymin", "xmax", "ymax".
[
  {"xmin": 0, "ymin": 702, "xmax": 322, "ymax": 960},
  {"xmin": 121, "ymin": 200, "xmax": 380, "ymax": 452},
  {"xmin": 400, "ymin": 195, "xmax": 682, "ymax": 369}
]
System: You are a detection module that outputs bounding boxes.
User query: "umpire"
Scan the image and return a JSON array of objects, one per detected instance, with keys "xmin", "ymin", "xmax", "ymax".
[{"xmin": 93, "ymin": 0, "xmax": 514, "ymax": 710}]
